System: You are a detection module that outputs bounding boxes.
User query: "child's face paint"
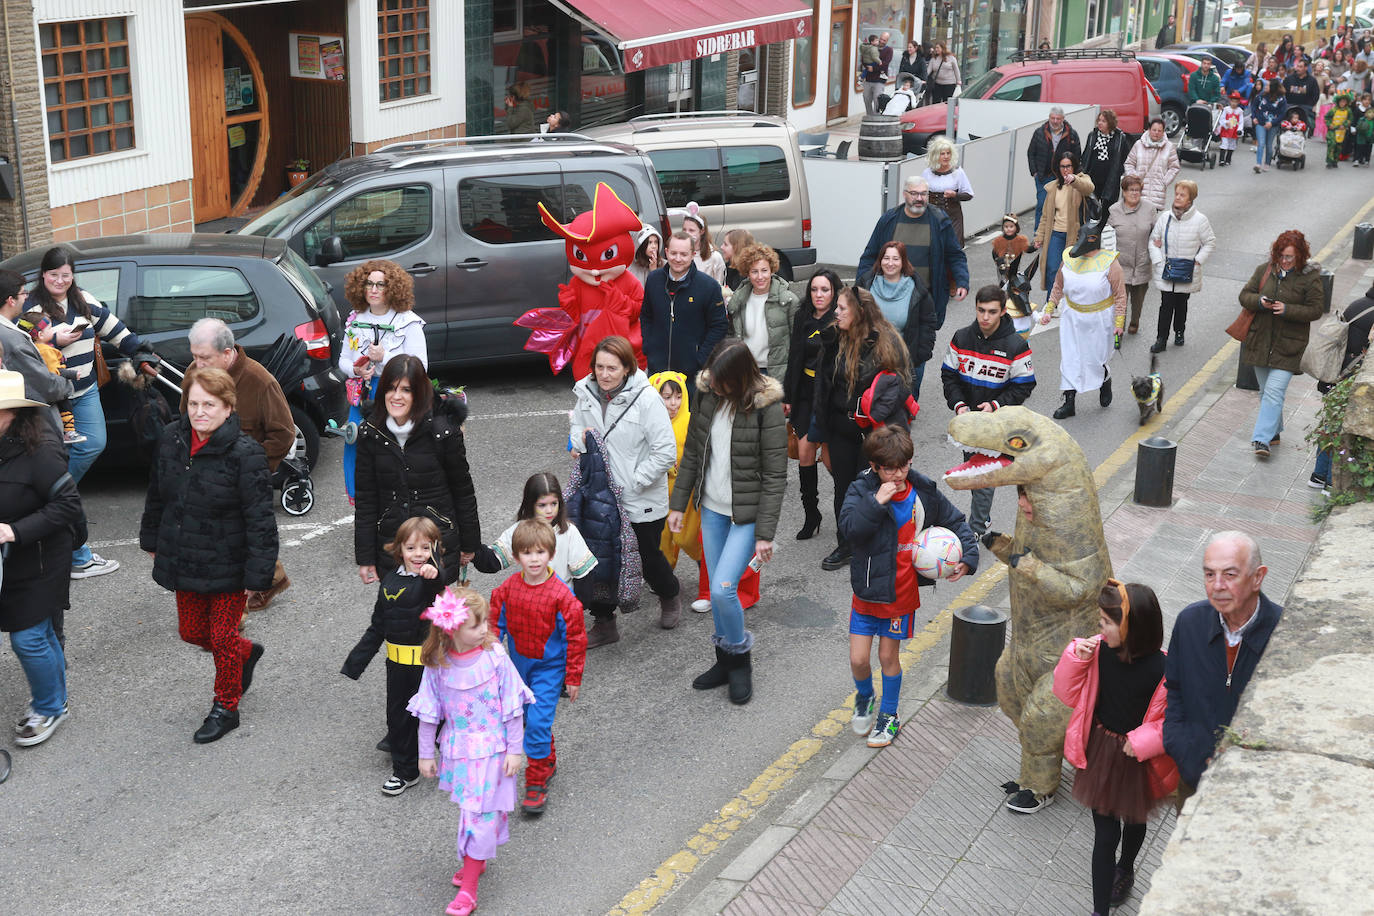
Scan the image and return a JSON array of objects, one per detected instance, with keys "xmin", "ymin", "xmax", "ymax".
[{"xmin": 533, "ymin": 493, "xmax": 561, "ymax": 524}]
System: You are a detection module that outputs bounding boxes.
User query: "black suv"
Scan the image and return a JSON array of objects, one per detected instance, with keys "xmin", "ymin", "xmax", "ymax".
[{"xmin": 1, "ymin": 234, "xmax": 346, "ymax": 468}]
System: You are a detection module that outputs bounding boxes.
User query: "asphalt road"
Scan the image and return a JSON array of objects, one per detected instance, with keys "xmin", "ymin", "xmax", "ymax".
[{"xmin": 0, "ymin": 141, "xmax": 1364, "ymax": 915}]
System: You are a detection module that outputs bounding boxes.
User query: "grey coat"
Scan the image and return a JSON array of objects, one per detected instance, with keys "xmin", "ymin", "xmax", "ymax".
[
  {"xmin": 0, "ymin": 315, "xmax": 71, "ymax": 435},
  {"xmin": 1107, "ymin": 198, "xmax": 1160, "ymax": 286}
]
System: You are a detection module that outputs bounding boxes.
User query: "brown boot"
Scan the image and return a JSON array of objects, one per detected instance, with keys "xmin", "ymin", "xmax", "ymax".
[
  {"xmin": 585, "ymin": 616, "xmax": 620, "ymax": 648},
  {"xmin": 247, "ymin": 567, "xmax": 290, "ymax": 611},
  {"xmin": 659, "ymin": 592, "xmax": 681, "ymax": 629}
]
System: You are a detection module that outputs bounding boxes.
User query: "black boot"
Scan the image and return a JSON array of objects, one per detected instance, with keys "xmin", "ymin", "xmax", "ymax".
[
  {"xmin": 1149, "ymin": 337, "xmax": 1167, "ymax": 354},
  {"xmin": 796, "ymin": 464, "xmax": 822, "ymax": 540},
  {"xmin": 1174, "ymin": 331, "xmax": 1185, "ymax": 347},
  {"xmin": 1099, "ymin": 372, "xmax": 1113, "ymax": 407},
  {"xmin": 821, "ymin": 541, "xmax": 852, "ymax": 571},
  {"xmin": 1052, "ymin": 391, "xmax": 1076, "ymax": 419},
  {"xmin": 193, "ymin": 703, "xmax": 240, "ymax": 744},
  {"xmin": 725, "ymin": 650, "xmax": 753, "ymax": 705},
  {"xmin": 693, "ymin": 646, "xmax": 730, "ymax": 690}
]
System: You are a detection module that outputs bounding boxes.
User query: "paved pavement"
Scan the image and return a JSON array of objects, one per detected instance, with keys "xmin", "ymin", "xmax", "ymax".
[{"xmin": 685, "ymin": 258, "xmax": 1374, "ymax": 916}]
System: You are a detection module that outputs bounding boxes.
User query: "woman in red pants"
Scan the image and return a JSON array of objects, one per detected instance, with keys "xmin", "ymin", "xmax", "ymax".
[{"xmin": 140, "ymin": 367, "xmax": 278, "ymax": 743}]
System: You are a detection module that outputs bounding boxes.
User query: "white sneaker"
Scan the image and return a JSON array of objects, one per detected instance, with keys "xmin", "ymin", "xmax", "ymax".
[
  {"xmin": 690, "ymin": 599, "xmax": 711, "ymax": 613},
  {"xmin": 15, "ymin": 706, "xmax": 69, "ymax": 747},
  {"xmin": 851, "ymin": 693, "xmax": 876, "ymax": 735},
  {"xmin": 71, "ymin": 553, "xmax": 120, "ymax": 579}
]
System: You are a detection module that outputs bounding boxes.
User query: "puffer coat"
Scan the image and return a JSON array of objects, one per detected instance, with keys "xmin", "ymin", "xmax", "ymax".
[
  {"xmin": 1123, "ymin": 136, "xmax": 1181, "ymax": 210},
  {"xmin": 0, "ymin": 424, "xmax": 82, "ymax": 632},
  {"xmin": 140, "ymin": 414, "xmax": 278, "ymax": 594},
  {"xmin": 354, "ymin": 396, "xmax": 480, "ymax": 583},
  {"xmin": 726, "ymin": 274, "xmax": 800, "ymax": 382},
  {"xmin": 1239, "ymin": 260, "xmax": 1327, "ymax": 373},
  {"xmin": 569, "ymin": 369, "xmax": 676, "ymax": 522},
  {"xmin": 1148, "ymin": 205, "xmax": 1217, "ymax": 295},
  {"xmin": 566, "ymin": 428, "xmax": 641, "ymax": 609},
  {"xmin": 669, "ymin": 371, "xmax": 788, "ymax": 541}
]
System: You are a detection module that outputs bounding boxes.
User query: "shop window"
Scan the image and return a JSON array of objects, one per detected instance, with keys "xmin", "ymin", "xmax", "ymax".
[
  {"xmin": 792, "ymin": 1, "xmax": 820, "ymax": 108},
  {"xmin": 302, "ymin": 185, "xmax": 433, "ymax": 263},
  {"xmin": 40, "ymin": 17, "xmax": 135, "ymax": 163},
  {"xmin": 458, "ymin": 173, "xmax": 562, "ymax": 245},
  {"xmin": 647, "ymin": 147, "xmax": 723, "ymax": 208},
  {"xmin": 378, "ymin": 0, "xmax": 432, "ymax": 101},
  {"xmin": 723, "ymin": 146, "xmax": 789, "ymax": 203},
  {"xmin": 129, "ymin": 266, "xmax": 259, "ymax": 334},
  {"xmin": 563, "ymin": 172, "xmax": 641, "ymax": 220}
]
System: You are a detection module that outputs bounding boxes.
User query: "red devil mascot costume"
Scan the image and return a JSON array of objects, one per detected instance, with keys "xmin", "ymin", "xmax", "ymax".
[{"xmin": 515, "ymin": 183, "xmax": 646, "ymax": 377}]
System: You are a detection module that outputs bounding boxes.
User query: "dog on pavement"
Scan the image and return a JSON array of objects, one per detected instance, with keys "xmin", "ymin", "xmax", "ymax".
[{"xmin": 1131, "ymin": 352, "xmax": 1164, "ymax": 425}]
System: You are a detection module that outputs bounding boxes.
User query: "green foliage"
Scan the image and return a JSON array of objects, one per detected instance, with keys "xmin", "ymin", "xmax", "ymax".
[{"xmin": 1307, "ymin": 356, "xmax": 1374, "ymax": 521}]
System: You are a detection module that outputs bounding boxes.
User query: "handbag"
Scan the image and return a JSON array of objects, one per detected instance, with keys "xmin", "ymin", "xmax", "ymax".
[
  {"xmin": 1161, "ymin": 216, "xmax": 1195, "ymax": 284},
  {"xmin": 1227, "ymin": 265, "xmax": 1272, "ymax": 342},
  {"xmin": 787, "ymin": 423, "xmax": 799, "ymax": 460},
  {"xmin": 93, "ymin": 337, "xmax": 111, "ymax": 388}
]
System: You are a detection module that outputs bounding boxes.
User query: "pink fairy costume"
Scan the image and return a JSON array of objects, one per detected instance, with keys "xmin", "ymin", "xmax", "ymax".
[{"xmin": 408, "ymin": 642, "xmax": 535, "ymax": 860}]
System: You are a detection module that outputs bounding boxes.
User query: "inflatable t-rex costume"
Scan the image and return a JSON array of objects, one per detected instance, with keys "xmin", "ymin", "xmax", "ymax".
[
  {"xmin": 944, "ymin": 406, "xmax": 1111, "ymax": 800},
  {"xmin": 515, "ymin": 182, "xmax": 646, "ymax": 377}
]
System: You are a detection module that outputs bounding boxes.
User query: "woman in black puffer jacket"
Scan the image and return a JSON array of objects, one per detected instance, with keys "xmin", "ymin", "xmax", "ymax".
[
  {"xmin": 140, "ymin": 367, "xmax": 278, "ymax": 744},
  {"xmin": 354, "ymin": 355, "xmax": 480, "ymax": 586}
]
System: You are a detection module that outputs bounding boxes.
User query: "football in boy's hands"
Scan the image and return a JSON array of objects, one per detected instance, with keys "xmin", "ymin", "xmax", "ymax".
[{"xmin": 914, "ymin": 526, "xmax": 963, "ymax": 579}]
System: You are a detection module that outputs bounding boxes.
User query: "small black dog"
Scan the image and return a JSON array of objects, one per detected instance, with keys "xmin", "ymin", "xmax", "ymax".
[{"xmin": 1131, "ymin": 352, "xmax": 1165, "ymax": 425}]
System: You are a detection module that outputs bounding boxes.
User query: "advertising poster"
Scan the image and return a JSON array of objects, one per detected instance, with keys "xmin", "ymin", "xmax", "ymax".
[
  {"xmin": 320, "ymin": 38, "xmax": 345, "ymax": 81},
  {"xmin": 224, "ymin": 67, "xmax": 242, "ymax": 111},
  {"xmin": 290, "ymin": 33, "xmax": 344, "ymax": 80},
  {"xmin": 295, "ymin": 35, "xmax": 321, "ymax": 77}
]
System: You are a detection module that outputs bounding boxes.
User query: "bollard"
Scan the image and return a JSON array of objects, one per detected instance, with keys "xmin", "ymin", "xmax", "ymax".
[
  {"xmin": 1354, "ymin": 223, "xmax": 1374, "ymax": 261},
  {"xmin": 1236, "ymin": 355, "xmax": 1258, "ymax": 390},
  {"xmin": 1135, "ymin": 435, "xmax": 1177, "ymax": 507},
  {"xmin": 946, "ymin": 604, "xmax": 1008, "ymax": 705}
]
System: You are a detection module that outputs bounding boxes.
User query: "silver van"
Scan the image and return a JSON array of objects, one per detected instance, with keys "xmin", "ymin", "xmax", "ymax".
[
  {"xmin": 238, "ymin": 135, "xmax": 668, "ymax": 368},
  {"xmin": 582, "ymin": 113, "xmax": 818, "ymax": 280}
]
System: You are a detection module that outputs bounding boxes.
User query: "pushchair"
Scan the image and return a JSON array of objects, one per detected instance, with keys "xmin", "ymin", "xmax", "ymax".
[
  {"xmin": 1275, "ymin": 118, "xmax": 1308, "ymax": 169},
  {"xmin": 134, "ymin": 335, "xmax": 319, "ymax": 515},
  {"xmin": 1177, "ymin": 103, "xmax": 1218, "ymax": 169}
]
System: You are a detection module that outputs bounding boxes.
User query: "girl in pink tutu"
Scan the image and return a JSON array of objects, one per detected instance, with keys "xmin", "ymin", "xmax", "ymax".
[
  {"xmin": 1052, "ymin": 580, "xmax": 1178, "ymax": 916},
  {"xmin": 410, "ymin": 587, "xmax": 535, "ymax": 916}
]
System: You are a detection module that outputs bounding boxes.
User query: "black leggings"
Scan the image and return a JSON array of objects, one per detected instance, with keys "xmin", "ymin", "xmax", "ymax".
[
  {"xmin": 1156, "ymin": 290, "xmax": 1190, "ymax": 339},
  {"xmin": 826, "ymin": 419, "xmax": 866, "ymax": 547},
  {"xmin": 1091, "ymin": 810, "xmax": 1147, "ymax": 914},
  {"xmin": 582, "ymin": 517, "xmax": 680, "ymax": 618}
]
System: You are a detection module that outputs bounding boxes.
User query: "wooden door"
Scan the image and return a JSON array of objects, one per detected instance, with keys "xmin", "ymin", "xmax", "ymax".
[
  {"xmin": 186, "ymin": 17, "xmax": 230, "ymax": 221},
  {"xmin": 827, "ymin": 10, "xmax": 853, "ymax": 122}
]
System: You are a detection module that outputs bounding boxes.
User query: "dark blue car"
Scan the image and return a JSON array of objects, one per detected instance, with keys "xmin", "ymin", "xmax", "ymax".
[{"xmin": 1138, "ymin": 54, "xmax": 1195, "ymax": 137}]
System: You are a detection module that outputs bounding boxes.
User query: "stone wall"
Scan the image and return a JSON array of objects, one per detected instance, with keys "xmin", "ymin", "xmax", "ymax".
[
  {"xmin": 1140, "ymin": 500, "xmax": 1374, "ymax": 914},
  {"xmin": 0, "ymin": 0, "xmax": 53, "ymax": 258}
]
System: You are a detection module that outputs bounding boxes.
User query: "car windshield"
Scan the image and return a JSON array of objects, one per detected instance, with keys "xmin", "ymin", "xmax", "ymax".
[
  {"xmin": 239, "ymin": 172, "xmax": 342, "ymax": 238},
  {"xmin": 964, "ymin": 68, "xmax": 1005, "ymax": 99}
]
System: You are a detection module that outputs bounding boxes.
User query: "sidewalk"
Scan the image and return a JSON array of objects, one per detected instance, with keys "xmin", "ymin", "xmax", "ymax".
[{"xmin": 687, "ymin": 254, "xmax": 1374, "ymax": 915}]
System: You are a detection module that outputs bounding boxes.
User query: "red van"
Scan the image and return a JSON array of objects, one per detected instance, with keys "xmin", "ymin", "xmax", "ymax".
[{"xmin": 900, "ymin": 49, "xmax": 1160, "ymax": 153}]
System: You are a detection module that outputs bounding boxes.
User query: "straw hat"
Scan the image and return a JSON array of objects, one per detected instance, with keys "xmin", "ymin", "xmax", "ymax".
[{"xmin": 0, "ymin": 370, "xmax": 44, "ymax": 410}]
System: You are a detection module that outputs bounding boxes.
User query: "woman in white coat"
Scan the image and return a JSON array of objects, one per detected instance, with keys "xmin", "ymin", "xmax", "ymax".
[
  {"xmin": 1147, "ymin": 180, "xmax": 1216, "ymax": 354},
  {"xmin": 570, "ymin": 335, "xmax": 681, "ymax": 645},
  {"xmin": 1123, "ymin": 117, "xmax": 1181, "ymax": 211}
]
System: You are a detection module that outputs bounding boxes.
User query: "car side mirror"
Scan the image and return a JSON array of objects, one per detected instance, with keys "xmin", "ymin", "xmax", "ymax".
[{"xmin": 316, "ymin": 236, "xmax": 345, "ymax": 267}]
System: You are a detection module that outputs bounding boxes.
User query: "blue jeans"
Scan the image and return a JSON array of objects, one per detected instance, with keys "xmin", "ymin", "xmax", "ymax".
[
  {"xmin": 1043, "ymin": 230, "xmax": 1067, "ymax": 296},
  {"xmin": 11, "ymin": 618, "xmax": 67, "ymax": 716},
  {"xmin": 912, "ymin": 362, "xmax": 926, "ymax": 405},
  {"xmin": 1034, "ymin": 180, "xmax": 1049, "ymax": 233},
  {"xmin": 699, "ymin": 507, "xmax": 755, "ymax": 646},
  {"xmin": 1251, "ymin": 366, "xmax": 1294, "ymax": 444},
  {"xmin": 68, "ymin": 387, "xmax": 107, "ymax": 566},
  {"xmin": 1314, "ymin": 447, "xmax": 1332, "ymax": 485},
  {"xmin": 1254, "ymin": 123, "xmax": 1272, "ymax": 165}
]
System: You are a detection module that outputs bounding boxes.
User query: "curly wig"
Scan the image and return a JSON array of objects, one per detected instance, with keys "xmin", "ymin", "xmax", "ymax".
[
  {"xmin": 1270, "ymin": 230, "xmax": 1310, "ymax": 272},
  {"xmin": 733, "ymin": 242, "xmax": 780, "ymax": 276},
  {"xmin": 926, "ymin": 135, "xmax": 960, "ymax": 170},
  {"xmin": 343, "ymin": 259, "xmax": 416, "ymax": 313}
]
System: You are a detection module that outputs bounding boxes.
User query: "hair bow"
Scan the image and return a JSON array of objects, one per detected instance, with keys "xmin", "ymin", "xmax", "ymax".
[{"xmin": 422, "ymin": 589, "xmax": 470, "ymax": 633}]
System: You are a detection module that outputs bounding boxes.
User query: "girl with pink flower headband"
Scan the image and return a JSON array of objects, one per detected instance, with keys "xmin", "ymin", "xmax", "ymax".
[{"xmin": 409, "ymin": 586, "xmax": 534, "ymax": 916}]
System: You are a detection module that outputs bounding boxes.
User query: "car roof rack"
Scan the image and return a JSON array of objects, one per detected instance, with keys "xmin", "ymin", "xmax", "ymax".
[
  {"xmin": 1011, "ymin": 48, "xmax": 1137, "ymax": 63},
  {"xmin": 376, "ymin": 133, "xmax": 597, "ymax": 154},
  {"xmin": 375, "ymin": 133, "xmax": 634, "ymax": 169},
  {"xmin": 629, "ymin": 110, "xmax": 767, "ymax": 123}
]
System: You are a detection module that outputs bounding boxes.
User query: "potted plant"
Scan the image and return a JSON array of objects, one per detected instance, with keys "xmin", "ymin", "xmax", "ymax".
[{"xmin": 286, "ymin": 157, "xmax": 311, "ymax": 188}]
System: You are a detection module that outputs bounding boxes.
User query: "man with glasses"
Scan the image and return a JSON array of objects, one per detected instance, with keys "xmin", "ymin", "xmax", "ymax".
[{"xmin": 856, "ymin": 176, "xmax": 969, "ymax": 327}]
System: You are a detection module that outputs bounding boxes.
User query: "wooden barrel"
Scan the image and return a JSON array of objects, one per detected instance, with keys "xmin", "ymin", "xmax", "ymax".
[{"xmin": 857, "ymin": 115, "xmax": 903, "ymax": 160}]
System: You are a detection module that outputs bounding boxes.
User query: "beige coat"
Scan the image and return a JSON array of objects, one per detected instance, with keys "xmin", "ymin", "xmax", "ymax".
[
  {"xmin": 1123, "ymin": 136, "xmax": 1181, "ymax": 210},
  {"xmin": 1107, "ymin": 198, "xmax": 1160, "ymax": 286},
  {"xmin": 1034, "ymin": 173, "xmax": 1095, "ymax": 281}
]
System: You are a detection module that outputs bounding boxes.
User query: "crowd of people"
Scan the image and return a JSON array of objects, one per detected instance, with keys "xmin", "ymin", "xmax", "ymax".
[{"xmin": 860, "ymin": 33, "xmax": 962, "ymax": 114}]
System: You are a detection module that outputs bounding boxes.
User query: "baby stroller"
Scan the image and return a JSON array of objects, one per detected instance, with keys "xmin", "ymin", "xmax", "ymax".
[
  {"xmin": 137, "ymin": 336, "xmax": 319, "ymax": 516},
  {"xmin": 1177, "ymin": 103, "xmax": 1218, "ymax": 169},
  {"xmin": 1275, "ymin": 118, "xmax": 1308, "ymax": 169}
]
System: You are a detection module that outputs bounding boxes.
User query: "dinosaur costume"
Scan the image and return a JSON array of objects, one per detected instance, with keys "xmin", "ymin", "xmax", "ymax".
[{"xmin": 944, "ymin": 406, "xmax": 1112, "ymax": 800}]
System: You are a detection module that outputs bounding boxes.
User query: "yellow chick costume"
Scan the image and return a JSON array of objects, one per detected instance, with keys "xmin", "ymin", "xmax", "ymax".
[{"xmin": 650, "ymin": 370, "xmax": 702, "ymax": 565}]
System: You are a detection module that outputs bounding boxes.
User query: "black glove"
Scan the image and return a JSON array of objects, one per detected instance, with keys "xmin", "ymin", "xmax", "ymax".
[
  {"xmin": 134, "ymin": 343, "xmax": 161, "ymax": 376},
  {"xmin": 981, "ymin": 530, "xmax": 1002, "ymax": 550}
]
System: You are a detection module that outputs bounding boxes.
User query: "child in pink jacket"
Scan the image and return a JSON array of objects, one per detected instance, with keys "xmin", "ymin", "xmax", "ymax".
[{"xmin": 1052, "ymin": 579, "xmax": 1177, "ymax": 916}]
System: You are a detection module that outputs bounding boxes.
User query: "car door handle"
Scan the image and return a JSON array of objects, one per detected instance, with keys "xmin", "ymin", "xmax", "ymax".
[
  {"xmin": 408, "ymin": 263, "xmax": 438, "ymax": 276},
  {"xmin": 457, "ymin": 258, "xmax": 488, "ymax": 270}
]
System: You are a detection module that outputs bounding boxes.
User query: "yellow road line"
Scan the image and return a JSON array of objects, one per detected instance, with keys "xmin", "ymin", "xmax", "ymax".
[{"xmin": 609, "ymin": 216, "xmax": 1365, "ymax": 916}]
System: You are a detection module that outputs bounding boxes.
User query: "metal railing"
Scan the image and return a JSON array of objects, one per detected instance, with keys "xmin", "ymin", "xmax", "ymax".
[{"xmin": 1011, "ymin": 48, "xmax": 1139, "ymax": 62}]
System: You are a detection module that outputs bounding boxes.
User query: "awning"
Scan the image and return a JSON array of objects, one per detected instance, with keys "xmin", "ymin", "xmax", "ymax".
[{"xmin": 548, "ymin": 0, "xmax": 813, "ymax": 73}]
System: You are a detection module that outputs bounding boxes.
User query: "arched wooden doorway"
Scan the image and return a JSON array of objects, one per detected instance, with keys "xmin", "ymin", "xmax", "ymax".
[{"xmin": 185, "ymin": 13, "xmax": 270, "ymax": 222}]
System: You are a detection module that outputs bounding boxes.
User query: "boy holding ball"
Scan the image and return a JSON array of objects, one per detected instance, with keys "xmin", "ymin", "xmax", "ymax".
[{"xmin": 838, "ymin": 425, "xmax": 980, "ymax": 747}]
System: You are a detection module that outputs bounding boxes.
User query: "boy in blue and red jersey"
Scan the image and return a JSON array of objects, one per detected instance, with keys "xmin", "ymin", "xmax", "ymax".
[
  {"xmin": 491, "ymin": 519, "xmax": 586, "ymax": 815},
  {"xmin": 838, "ymin": 425, "xmax": 979, "ymax": 748}
]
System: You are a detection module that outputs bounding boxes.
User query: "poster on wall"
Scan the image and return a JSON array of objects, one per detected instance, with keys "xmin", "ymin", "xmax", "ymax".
[
  {"xmin": 855, "ymin": 0, "xmax": 912, "ymax": 89},
  {"xmin": 224, "ymin": 67, "xmax": 242, "ymax": 111},
  {"xmin": 290, "ymin": 33, "xmax": 345, "ymax": 80}
]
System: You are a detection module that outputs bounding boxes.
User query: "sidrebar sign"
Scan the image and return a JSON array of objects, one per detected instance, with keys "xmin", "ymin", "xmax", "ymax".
[{"xmin": 695, "ymin": 29, "xmax": 756, "ymax": 58}]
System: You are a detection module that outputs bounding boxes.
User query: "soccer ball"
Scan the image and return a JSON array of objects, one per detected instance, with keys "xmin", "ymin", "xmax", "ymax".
[{"xmin": 914, "ymin": 526, "xmax": 964, "ymax": 579}]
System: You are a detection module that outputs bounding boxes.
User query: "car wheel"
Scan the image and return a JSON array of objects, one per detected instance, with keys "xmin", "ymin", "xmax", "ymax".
[
  {"xmin": 290, "ymin": 403, "xmax": 321, "ymax": 470},
  {"xmin": 1162, "ymin": 105, "xmax": 1184, "ymax": 137}
]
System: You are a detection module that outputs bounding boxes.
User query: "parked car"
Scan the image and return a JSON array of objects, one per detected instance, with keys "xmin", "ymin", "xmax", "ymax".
[
  {"xmin": 581, "ymin": 113, "xmax": 818, "ymax": 281},
  {"xmin": 1222, "ymin": 4, "xmax": 1253, "ymax": 31},
  {"xmin": 0, "ymin": 234, "xmax": 346, "ymax": 469},
  {"xmin": 1139, "ymin": 53, "xmax": 1202, "ymax": 136},
  {"xmin": 1160, "ymin": 43, "xmax": 1251, "ymax": 71},
  {"xmin": 899, "ymin": 49, "xmax": 1159, "ymax": 153},
  {"xmin": 238, "ymin": 135, "xmax": 670, "ymax": 368}
]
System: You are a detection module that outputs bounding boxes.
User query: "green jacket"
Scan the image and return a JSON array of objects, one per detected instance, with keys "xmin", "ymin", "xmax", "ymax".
[
  {"xmin": 726, "ymin": 276, "xmax": 800, "ymax": 385},
  {"xmin": 669, "ymin": 371, "xmax": 788, "ymax": 541},
  {"xmin": 1187, "ymin": 69, "xmax": 1222, "ymax": 105},
  {"xmin": 1357, "ymin": 114, "xmax": 1374, "ymax": 143},
  {"xmin": 1239, "ymin": 261, "xmax": 1326, "ymax": 373}
]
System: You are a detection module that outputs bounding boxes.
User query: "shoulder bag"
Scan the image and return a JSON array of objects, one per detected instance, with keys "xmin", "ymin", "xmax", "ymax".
[
  {"xmin": 1226, "ymin": 265, "xmax": 1271, "ymax": 342},
  {"xmin": 1161, "ymin": 216, "xmax": 1195, "ymax": 284}
]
